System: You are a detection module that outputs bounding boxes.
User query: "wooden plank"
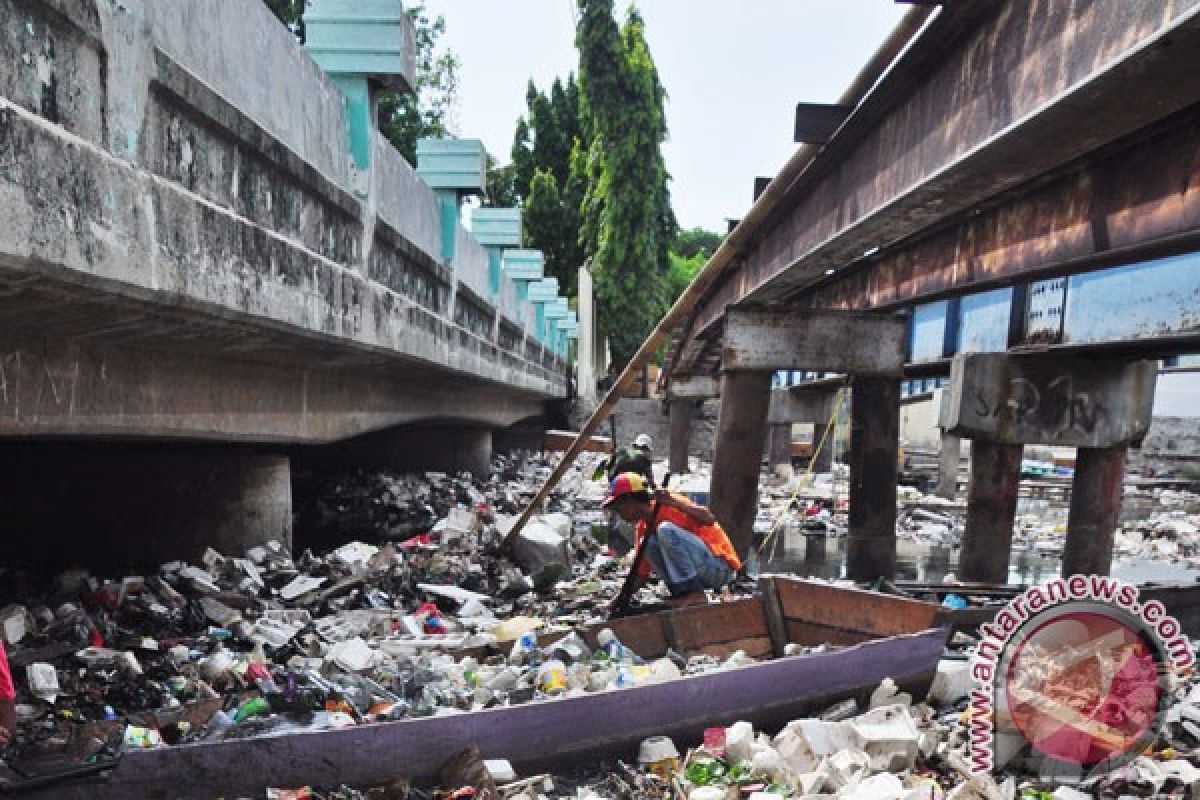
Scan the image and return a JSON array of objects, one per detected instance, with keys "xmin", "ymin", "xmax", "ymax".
[
  {"xmin": 786, "ymin": 620, "xmax": 875, "ymax": 647},
  {"xmin": 601, "ymin": 614, "xmax": 670, "ymax": 660},
  {"xmin": 691, "ymin": 637, "xmax": 774, "ymax": 662},
  {"xmin": 759, "ymin": 577, "xmax": 789, "ymax": 658},
  {"xmin": 774, "ymin": 578, "xmax": 939, "ymax": 638},
  {"xmin": 722, "ymin": 309, "xmax": 907, "ymax": 374},
  {"xmin": 667, "ymin": 598, "xmax": 768, "ymax": 654}
]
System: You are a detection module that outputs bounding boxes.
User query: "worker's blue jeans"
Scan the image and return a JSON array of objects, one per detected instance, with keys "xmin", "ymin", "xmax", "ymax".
[{"xmin": 644, "ymin": 522, "xmax": 734, "ymax": 596}]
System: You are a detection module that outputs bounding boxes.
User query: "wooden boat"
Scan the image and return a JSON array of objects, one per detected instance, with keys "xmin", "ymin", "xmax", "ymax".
[
  {"xmin": 14, "ymin": 578, "xmax": 949, "ymax": 799},
  {"xmin": 895, "ymin": 580, "xmax": 1200, "ymax": 638}
]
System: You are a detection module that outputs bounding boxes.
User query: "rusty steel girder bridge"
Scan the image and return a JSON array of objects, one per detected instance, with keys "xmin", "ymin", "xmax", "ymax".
[{"xmin": 661, "ymin": 0, "xmax": 1200, "ymax": 582}]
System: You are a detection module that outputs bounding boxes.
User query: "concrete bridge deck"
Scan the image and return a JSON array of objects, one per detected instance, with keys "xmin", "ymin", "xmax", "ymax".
[
  {"xmin": 0, "ymin": 0, "xmax": 566, "ymax": 444},
  {"xmin": 0, "ymin": 0, "xmax": 567, "ymax": 564}
]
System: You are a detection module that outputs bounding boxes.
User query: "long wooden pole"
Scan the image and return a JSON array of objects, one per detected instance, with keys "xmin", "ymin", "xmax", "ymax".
[{"xmin": 501, "ymin": 6, "xmax": 932, "ymax": 549}]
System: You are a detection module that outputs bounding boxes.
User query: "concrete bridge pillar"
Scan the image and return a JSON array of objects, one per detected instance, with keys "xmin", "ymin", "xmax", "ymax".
[
  {"xmin": 936, "ymin": 431, "xmax": 962, "ymax": 500},
  {"xmin": 720, "ymin": 309, "xmax": 907, "ymax": 572},
  {"xmin": 709, "ymin": 370, "xmax": 773, "ymax": 559},
  {"xmin": 1062, "ymin": 445, "xmax": 1127, "ymax": 576},
  {"xmin": 941, "ymin": 353, "xmax": 1158, "ymax": 580},
  {"xmin": 668, "ymin": 400, "xmax": 693, "ymax": 475},
  {"xmin": 665, "ymin": 376, "xmax": 719, "ymax": 476},
  {"xmin": 767, "ymin": 424, "xmax": 793, "ymax": 479},
  {"xmin": 846, "ymin": 376, "xmax": 901, "ymax": 581},
  {"xmin": 959, "ymin": 441, "xmax": 1023, "ymax": 583},
  {"xmin": 811, "ymin": 422, "xmax": 835, "ymax": 473}
]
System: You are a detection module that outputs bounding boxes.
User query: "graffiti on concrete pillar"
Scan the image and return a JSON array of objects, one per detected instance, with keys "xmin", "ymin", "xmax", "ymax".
[{"xmin": 972, "ymin": 374, "xmax": 1108, "ymax": 436}]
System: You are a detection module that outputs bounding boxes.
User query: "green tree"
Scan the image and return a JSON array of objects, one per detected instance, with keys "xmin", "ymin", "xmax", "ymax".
[
  {"xmin": 576, "ymin": 0, "xmax": 676, "ymax": 370},
  {"xmin": 484, "ymin": 153, "xmax": 518, "ymax": 208},
  {"xmin": 508, "ymin": 75, "xmax": 588, "ymax": 294},
  {"xmin": 264, "ymin": 0, "xmax": 305, "ymax": 26},
  {"xmin": 674, "ymin": 227, "xmax": 723, "ymax": 261},
  {"xmin": 378, "ymin": 4, "xmax": 460, "ymax": 165}
]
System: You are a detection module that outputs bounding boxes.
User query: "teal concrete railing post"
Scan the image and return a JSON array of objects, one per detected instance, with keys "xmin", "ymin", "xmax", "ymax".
[
  {"xmin": 416, "ymin": 139, "xmax": 486, "ymax": 265},
  {"xmin": 304, "ymin": 0, "xmax": 415, "ymax": 190},
  {"xmin": 471, "ymin": 208, "xmax": 522, "ymax": 298}
]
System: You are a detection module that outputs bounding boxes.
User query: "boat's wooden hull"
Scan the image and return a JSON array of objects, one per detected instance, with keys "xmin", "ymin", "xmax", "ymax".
[{"xmin": 12, "ymin": 579, "xmax": 950, "ymax": 799}]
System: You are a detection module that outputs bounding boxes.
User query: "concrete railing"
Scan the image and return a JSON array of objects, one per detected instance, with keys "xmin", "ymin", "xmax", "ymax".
[{"xmin": 0, "ymin": 0, "xmax": 565, "ymax": 395}]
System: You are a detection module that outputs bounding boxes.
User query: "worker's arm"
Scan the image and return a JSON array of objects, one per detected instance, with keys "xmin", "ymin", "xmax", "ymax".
[{"xmin": 655, "ymin": 491, "xmax": 717, "ymax": 525}]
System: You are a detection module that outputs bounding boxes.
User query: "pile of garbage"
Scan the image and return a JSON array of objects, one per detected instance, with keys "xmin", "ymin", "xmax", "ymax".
[
  {"xmin": 0, "ymin": 450, "xmax": 782, "ymax": 785},
  {"xmin": 366, "ymin": 644, "xmax": 1200, "ymax": 800}
]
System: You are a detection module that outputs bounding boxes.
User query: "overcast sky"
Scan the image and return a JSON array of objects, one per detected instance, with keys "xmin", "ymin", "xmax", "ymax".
[{"xmin": 423, "ymin": 0, "xmax": 909, "ymax": 232}]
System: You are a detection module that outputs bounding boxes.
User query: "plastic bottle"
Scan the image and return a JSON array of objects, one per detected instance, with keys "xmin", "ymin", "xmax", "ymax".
[{"xmin": 596, "ymin": 628, "xmax": 643, "ymax": 664}]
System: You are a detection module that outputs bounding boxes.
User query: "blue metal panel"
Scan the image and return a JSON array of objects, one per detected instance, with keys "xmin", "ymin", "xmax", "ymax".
[
  {"xmin": 910, "ymin": 301, "xmax": 949, "ymax": 362},
  {"xmin": 957, "ymin": 287, "xmax": 1012, "ymax": 354},
  {"xmin": 1063, "ymin": 252, "xmax": 1200, "ymax": 344}
]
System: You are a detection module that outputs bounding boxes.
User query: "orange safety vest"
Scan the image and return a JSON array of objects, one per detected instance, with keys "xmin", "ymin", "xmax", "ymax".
[{"xmin": 635, "ymin": 493, "xmax": 743, "ymax": 577}]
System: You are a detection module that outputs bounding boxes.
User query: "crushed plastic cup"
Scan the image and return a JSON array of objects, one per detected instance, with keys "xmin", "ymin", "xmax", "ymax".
[{"xmin": 638, "ymin": 735, "xmax": 681, "ymax": 779}]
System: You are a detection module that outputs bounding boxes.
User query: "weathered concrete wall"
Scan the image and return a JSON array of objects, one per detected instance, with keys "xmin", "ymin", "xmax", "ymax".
[
  {"xmin": 0, "ymin": 443, "xmax": 291, "ymax": 571},
  {"xmin": 613, "ymin": 397, "xmax": 719, "ymax": 462},
  {"xmin": 0, "ymin": 0, "xmax": 565, "ymax": 444},
  {"xmin": 900, "ymin": 392, "xmax": 942, "ymax": 450}
]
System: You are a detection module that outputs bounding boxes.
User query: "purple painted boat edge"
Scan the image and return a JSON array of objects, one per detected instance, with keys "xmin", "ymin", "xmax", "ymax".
[{"xmin": 38, "ymin": 627, "xmax": 947, "ymax": 799}]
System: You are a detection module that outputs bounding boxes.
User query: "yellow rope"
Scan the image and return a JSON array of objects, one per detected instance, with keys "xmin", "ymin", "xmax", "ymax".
[{"xmin": 757, "ymin": 386, "xmax": 846, "ymax": 562}]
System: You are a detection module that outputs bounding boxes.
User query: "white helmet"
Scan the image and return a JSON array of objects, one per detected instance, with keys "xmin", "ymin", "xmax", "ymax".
[{"xmin": 634, "ymin": 434, "xmax": 653, "ymax": 449}]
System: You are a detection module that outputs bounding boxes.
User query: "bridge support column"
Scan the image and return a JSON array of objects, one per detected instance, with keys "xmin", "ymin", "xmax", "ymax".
[
  {"xmin": 959, "ymin": 441, "xmax": 1023, "ymax": 583},
  {"xmin": 846, "ymin": 376, "xmax": 900, "ymax": 581},
  {"xmin": 1062, "ymin": 445, "xmax": 1127, "ymax": 576},
  {"xmin": 811, "ymin": 422, "xmax": 835, "ymax": 473},
  {"xmin": 668, "ymin": 399, "xmax": 693, "ymax": 475},
  {"xmin": 709, "ymin": 370, "xmax": 773, "ymax": 560},
  {"xmin": 768, "ymin": 424, "xmax": 793, "ymax": 479},
  {"xmin": 936, "ymin": 431, "xmax": 962, "ymax": 500},
  {"xmin": 942, "ymin": 352, "xmax": 1158, "ymax": 578}
]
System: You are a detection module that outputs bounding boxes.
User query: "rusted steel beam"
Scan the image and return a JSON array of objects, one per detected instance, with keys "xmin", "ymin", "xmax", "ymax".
[
  {"xmin": 1062, "ymin": 445, "xmax": 1127, "ymax": 577},
  {"xmin": 959, "ymin": 441, "xmax": 1023, "ymax": 583},
  {"xmin": 846, "ymin": 376, "xmax": 900, "ymax": 581},
  {"xmin": 688, "ymin": 2, "xmax": 1200, "ymax": 336},
  {"xmin": 709, "ymin": 370, "xmax": 774, "ymax": 560},
  {"xmin": 807, "ymin": 109, "xmax": 1200, "ymax": 312}
]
